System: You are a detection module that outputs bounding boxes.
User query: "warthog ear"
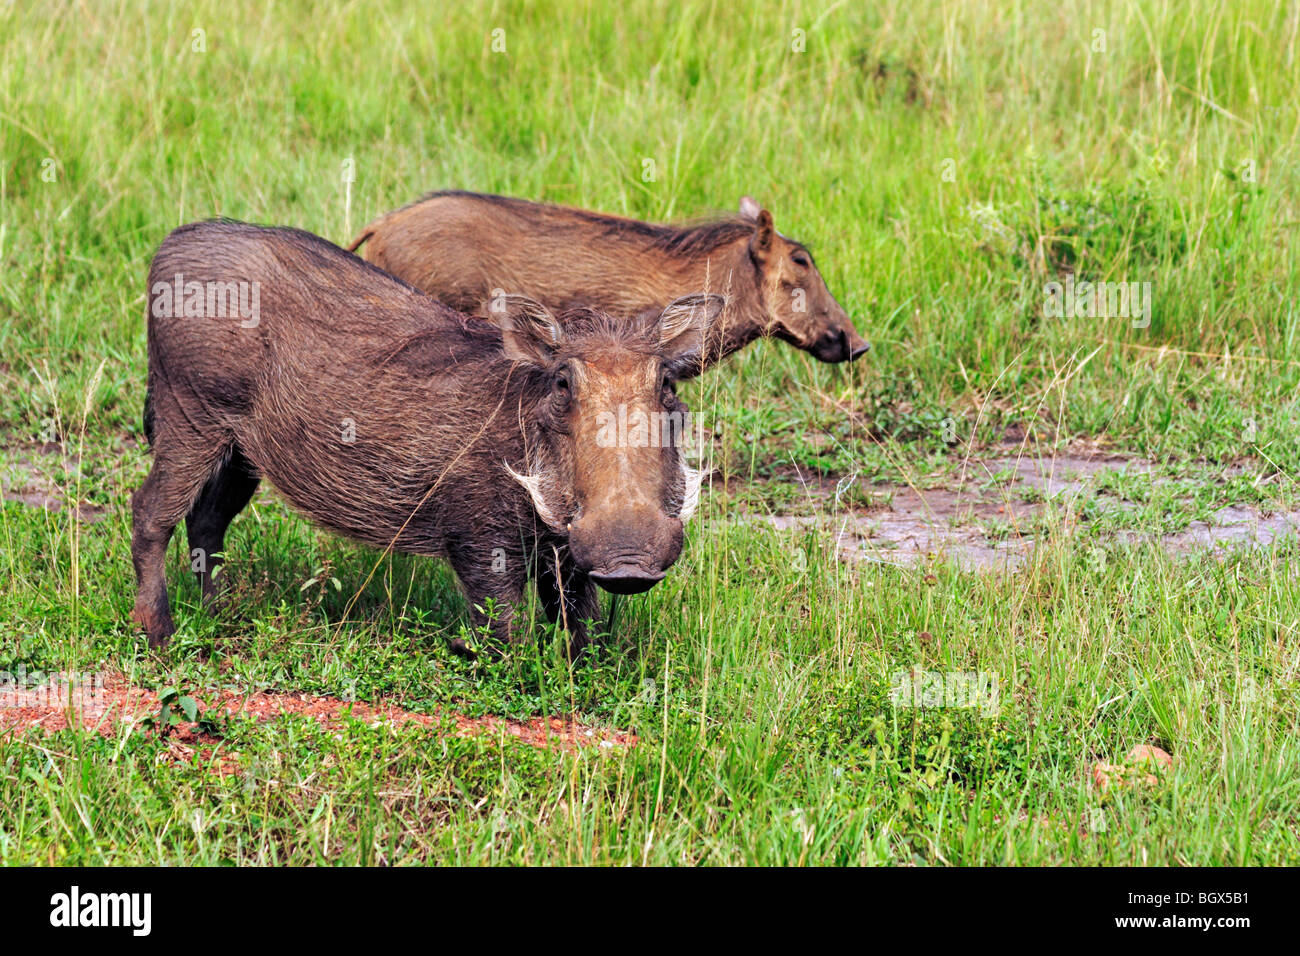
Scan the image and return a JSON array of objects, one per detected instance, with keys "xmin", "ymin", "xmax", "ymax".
[
  {"xmin": 487, "ymin": 293, "xmax": 563, "ymax": 366},
  {"xmin": 657, "ymin": 293, "xmax": 726, "ymax": 373},
  {"xmin": 748, "ymin": 208, "xmax": 775, "ymax": 262},
  {"xmin": 738, "ymin": 196, "xmax": 762, "ymax": 221}
]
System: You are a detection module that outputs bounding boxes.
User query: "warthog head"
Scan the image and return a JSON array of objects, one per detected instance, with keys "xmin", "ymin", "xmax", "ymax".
[
  {"xmin": 493, "ymin": 292, "xmax": 726, "ymax": 594},
  {"xmin": 740, "ymin": 196, "xmax": 869, "ymax": 364}
]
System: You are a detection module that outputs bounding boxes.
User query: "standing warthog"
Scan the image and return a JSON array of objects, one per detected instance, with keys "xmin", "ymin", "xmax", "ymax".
[
  {"xmin": 131, "ymin": 220, "xmax": 723, "ymax": 655},
  {"xmin": 348, "ymin": 191, "xmax": 868, "ymax": 373}
]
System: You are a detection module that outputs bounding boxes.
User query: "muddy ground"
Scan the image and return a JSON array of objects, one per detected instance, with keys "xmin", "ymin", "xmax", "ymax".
[
  {"xmin": 8, "ymin": 441, "xmax": 1296, "ymax": 572},
  {"xmin": 746, "ymin": 454, "xmax": 1300, "ymax": 570}
]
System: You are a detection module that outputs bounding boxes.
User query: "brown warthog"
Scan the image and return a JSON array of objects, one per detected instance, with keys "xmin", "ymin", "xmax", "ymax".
[
  {"xmin": 348, "ymin": 191, "xmax": 867, "ymax": 373},
  {"xmin": 131, "ymin": 220, "xmax": 723, "ymax": 655}
]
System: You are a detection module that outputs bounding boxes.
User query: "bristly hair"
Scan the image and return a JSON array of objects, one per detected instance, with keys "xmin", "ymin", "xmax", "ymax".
[
  {"xmin": 575, "ymin": 213, "xmax": 756, "ymax": 256},
  {"xmin": 178, "ymin": 218, "xmax": 429, "ymax": 294},
  {"xmin": 552, "ymin": 306, "xmax": 658, "ymax": 345},
  {"xmin": 416, "ymin": 190, "xmax": 756, "ymax": 256},
  {"xmin": 380, "ymin": 305, "xmax": 661, "ymax": 377}
]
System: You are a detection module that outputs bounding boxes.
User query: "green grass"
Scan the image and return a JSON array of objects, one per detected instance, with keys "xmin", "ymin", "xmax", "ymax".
[{"xmin": 1, "ymin": 0, "xmax": 1299, "ymax": 864}]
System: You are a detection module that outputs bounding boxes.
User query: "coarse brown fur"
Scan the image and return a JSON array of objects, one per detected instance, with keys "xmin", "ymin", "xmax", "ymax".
[
  {"xmin": 348, "ymin": 191, "xmax": 868, "ymax": 374},
  {"xmin": 131, "ymin": 220, "xmax": 721, "ymax": 656}
]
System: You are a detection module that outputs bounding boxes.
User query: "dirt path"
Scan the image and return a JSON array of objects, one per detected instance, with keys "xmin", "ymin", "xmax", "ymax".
[{"xmin": 0, "ymin": 672, "xmax": 636, "ymax": 759}]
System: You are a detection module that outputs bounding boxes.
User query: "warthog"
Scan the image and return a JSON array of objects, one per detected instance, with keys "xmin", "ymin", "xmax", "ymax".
[
  {"xmin": 131, "ymin": 220, "xmax": 723, "ymax": 655},
  {"xmin": 348, "ymin": 191, "xmax": 868, "ymax": 374}
]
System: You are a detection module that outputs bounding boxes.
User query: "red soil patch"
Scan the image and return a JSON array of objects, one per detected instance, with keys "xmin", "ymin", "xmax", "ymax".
[{"xmin": 0, "ymin": 671, "xmax": 637, "ymax": 765}]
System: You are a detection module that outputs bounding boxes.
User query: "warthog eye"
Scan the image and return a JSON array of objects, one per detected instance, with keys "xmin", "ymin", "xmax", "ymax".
[{"xmin": 551, "ymin": 370, "xmax": 572, "ymax": 410}]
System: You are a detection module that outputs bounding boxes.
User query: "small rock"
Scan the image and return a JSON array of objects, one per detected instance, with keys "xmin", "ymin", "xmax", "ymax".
[
  {"xmin": 1093, "ymin": 745, "xmax": 1173, "ymax": 794},
  {"xmin": 1127, "ymin": 744, "xmax": 1173, "ymax": 770},
  {"xmin": 1092, "ymin": 761, "xmax": 1125, "ymax": 794}
]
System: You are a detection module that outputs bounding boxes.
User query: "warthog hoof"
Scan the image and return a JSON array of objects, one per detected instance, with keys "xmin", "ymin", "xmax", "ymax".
[{"xmin": 131, "ymin": 604, "xmax": 175, "ymax": 648}]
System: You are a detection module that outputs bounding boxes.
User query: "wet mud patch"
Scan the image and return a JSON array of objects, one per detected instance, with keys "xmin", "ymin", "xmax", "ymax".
[
  {"xmin": 0, "ymin": 443, "xmax": 108, "ymax": 523},
  {"xmin": 740, "ymin": 453, "xmax": 1300, "ymax": 570},
  {"xmin": 0, "ymin": 672, "xmax": 635, "ymax": 757}
]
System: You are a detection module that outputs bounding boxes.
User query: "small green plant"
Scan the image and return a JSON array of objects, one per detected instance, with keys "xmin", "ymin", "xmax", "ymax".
[
  {"xmin": 141, "ymin": 687, "xmax": 226, "ymax": 737},
  {"xmin": 865, "ymin": 377, "xmax": 953, "ymax": 447}
]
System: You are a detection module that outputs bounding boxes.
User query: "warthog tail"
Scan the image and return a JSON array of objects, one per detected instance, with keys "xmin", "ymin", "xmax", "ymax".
[{"xmin": 346, "ymin": 224, "xmax": 377, "ymax": 253}]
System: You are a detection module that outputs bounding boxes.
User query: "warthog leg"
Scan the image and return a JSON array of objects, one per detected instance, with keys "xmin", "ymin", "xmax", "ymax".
[
  {"xmin": 185, "ymin": 446, "xmax": 260, "ymax": 604},
  {"xmin": 131, "ymin": 387, "xmax": 237, "ymax": 647},
  {"xmin": 534, "ymin": 547, "xmax": 600, "ymax": 657},
  {"xmin": 132, "ymin": 456, "xmax": 228, "ymax": 647},
  {"xmin": 445, "ymin": 539, "xmax": 529, "ymax": 657}
]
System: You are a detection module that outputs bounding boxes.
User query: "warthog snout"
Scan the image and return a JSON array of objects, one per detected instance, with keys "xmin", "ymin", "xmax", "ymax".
[
  {"xmin": 809, "ymin": 322, "xmax": 871, "ymax": 363},
  {"xmin": 569, "ymin": 509, "xmax": 685, "ymax": 594}
]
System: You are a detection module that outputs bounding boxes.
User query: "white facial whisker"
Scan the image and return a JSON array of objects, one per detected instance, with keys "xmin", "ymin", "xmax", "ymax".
[
  {"xmin": 504, "ymin": 461, "xmax": 565, "ymax": 532},
  {"xmin": 679, "ymin": 460, "xmax": 705, "ymax": 522}
]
